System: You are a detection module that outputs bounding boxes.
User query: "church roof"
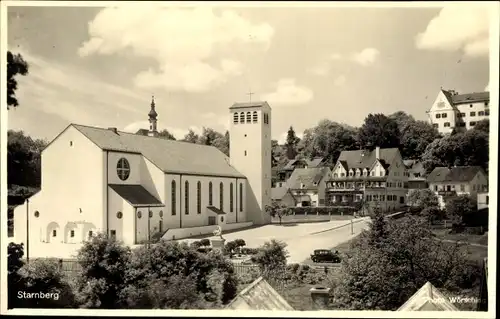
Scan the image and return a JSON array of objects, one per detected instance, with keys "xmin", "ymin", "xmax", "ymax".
[
  {"xmin": 398, "ymin": 282, "xmax": 459, "ymax": 311},
  {"xmin": 225, "ymin": 277, "xmax": 294, "ymax": 310},
  {"xmin": 72, "ymin": 124, "xmax": 246, "ymax": 178},
  {"xmin": 109, "ymin": 184, "xmax": 164, "ymax": 207},
  {"xmin": 229, "ymin": 101, "xmax": 270, "ymax": 109}
]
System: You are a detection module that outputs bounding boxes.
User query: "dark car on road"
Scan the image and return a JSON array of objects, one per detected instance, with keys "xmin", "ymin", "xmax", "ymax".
[{"xmin": 310, "ymin": 249, "xmax": 341, "ymax": 263}]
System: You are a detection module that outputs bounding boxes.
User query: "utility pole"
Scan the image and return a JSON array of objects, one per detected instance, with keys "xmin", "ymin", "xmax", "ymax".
[
  {"xmin": 351, "ymin": 218, "xmax": 354, "ymax": 235},
  {"xmin": 147, "ymin": 208, "xmax": 151, "ymax": 249},
  {"xmin": 26, "ymin": 198, "xmax": 29, "ymax": 263}
]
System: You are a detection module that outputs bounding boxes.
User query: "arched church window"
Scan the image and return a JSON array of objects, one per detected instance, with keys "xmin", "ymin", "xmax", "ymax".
[
  {"xmin": 246, "ymin": 112, "xmax": 251, "ymax": 122},
  {"xmin": 239, "ymin": 183, "xmax": 243, "ymax": 212},
  {"xmin": 137, "ymin": 211, "xmax": 142, "ymax": 219},
  {"xmin": 209, "ymin": 182, "xmax": 213, "ymax": 205},
  {"xmin": 117, "ymin": 158, "xmax": 130, "ymax": 181},
  {"xmin": 197, "ymin": 181, "xmax": 202, "ymax": 214},
  {"xmin": 240, "ymin": 112, "xmax": 245, "ymax": 124},
  {"xmin": 252, "ymin": 111, "xmax": 258, "ymax": 123},
  {"xmin": 220, "ymin": 182, "xmax": 224, "ymax": 211},
  {"xmin": 233, "ymin": 113, "xmax": 239, "ymax": 124},
  {"xmin": 117, "ymin": 211, "xmax": 123, "ymax": 219},
  {"xmin": 34, "ymin": 211, "xmax": 40, "ymax": 218},
  {"xmin": 171, "ymin": 180, "xmax": 176, "ymax": 216},
  {"xmin": 159, "ymin": 210, "xmax": 163, "ymax": 218},
  {"xmin": 149, "ymin": 210, "xmax": 153, "ymax": 218},
  {"xmin": 230, "ymin": 183, "xmax": 234, "ymax": 212},
  {"xmin": 185, "ymin": 181, "xmax": 190, "ymax": 215}
]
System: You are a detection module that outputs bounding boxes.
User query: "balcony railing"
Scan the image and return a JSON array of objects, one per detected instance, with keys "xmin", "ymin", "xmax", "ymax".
[
  {"xmin": 326, "ymin": 182, "xmax": 387, "ymax": 191},
  {"xmin": 328, "ymin": 176, "xmax": 388, "ymax": 182}
]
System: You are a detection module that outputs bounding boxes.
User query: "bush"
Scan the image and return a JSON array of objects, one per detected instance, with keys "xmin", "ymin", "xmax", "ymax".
[
  {"xmin": 240, "ymin": 247, "xmax": 259, "ymax": 255},
  {"xmin": 251, "ymin": 240, "xmax": 289, "ymax": 279},
  {"xmin": 200, "ymin": 239, "xmax": 211, "ymax": 247},
  {"xmin": 150, "ymin": 231, "xmax": 166, "ymax": 243},
  {"xmin": 191, "ymin": 241, "xmax": 202, "ymax": 249}
]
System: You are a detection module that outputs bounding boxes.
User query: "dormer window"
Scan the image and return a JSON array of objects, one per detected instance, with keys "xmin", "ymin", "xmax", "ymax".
[
  {"xmin": 349, "ymin": 171, "xmax": 353, "ymax": 177},
  {"xmin": 371, "ymin": 171, "xmax": 375, "ymax": 176}
]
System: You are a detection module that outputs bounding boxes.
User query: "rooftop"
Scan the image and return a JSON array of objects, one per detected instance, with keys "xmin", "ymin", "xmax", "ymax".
[
  {"xmin": 225, "ymin": 277, "xmax": 294, "ymax": 310},
  {"xmin": 336, "ymin": 148, "xmax": 399, "ymax": 170},
  {"xmin": 286, "ymin": 167, "xmax": 331, "ymax": 190},
  {"xmin": 427, "ymin": 166, "xmax": 485, "ymax": 183},
  {"xmin": 71, "ymin": 124, "xmax": 245, "ymax": 178},
  {"xmin": 442, "ymin": 90, "xmax": 490, "ymax": 106},
  {"xmin": 398, "ymin": 282, "xmax": 459, "ymax": 311}
]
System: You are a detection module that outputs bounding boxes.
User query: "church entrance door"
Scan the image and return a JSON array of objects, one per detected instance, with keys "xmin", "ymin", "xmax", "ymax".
[{"xmin": 208, "ymin": 216, "xmax": 216, "ymax": 225}]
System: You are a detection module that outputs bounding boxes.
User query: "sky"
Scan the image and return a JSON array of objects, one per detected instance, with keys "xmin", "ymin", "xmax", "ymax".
[{"xmin": 6, "ymin": 3, "xmax": 491, "ymax": 144}]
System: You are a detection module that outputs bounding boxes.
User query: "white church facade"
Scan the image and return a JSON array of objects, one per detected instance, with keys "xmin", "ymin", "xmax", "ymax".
[{"xmin": 13, "ymin": 99, "xmax": 272, "ymax": 258}]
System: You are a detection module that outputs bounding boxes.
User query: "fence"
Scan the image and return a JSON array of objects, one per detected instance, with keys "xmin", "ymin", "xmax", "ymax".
[{"xmin": 23, "ymin": 258, "xmax": 82, "ymax": 276}]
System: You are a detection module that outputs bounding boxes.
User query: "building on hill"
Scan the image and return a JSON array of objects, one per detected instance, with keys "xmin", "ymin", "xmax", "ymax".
[
  {"xmin": 325, "ymin": 147, "xmax": 408, "ymax": 213},
  {"xmin": 271, "ymin": 186, "xmax": 296, "ymax": 207},
  {"xmin": 427, "ymin": 89, "xmax": 490, "ymax": 135},
  {"xmin": 403, "ymin": 160, "xmax": 428, "ymax": 190},
  {"xmin": 285, "ymin": 167, "xmax": 331, "ymax": 207},
  {"xmin": 13, "ymin": 98, "xmax": 272, "ymax": 258},
  {"xmin": 226, "ymin": 277, "xmax": 294, "ymax": 310},
  {"xmin": 426, "ymin": 166, "xmax": 488, "ymax": 208}
]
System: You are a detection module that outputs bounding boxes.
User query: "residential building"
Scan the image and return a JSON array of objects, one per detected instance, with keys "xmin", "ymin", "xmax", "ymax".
[
  {"xmin": 225, "ymin": 277, "xmax": 294, "ymax": 310},
  {"xmin": 477, "ymin": 192, "xmax": 489, "ymax": 210},
  {"xmin": 13, "ymin": 98, "xmax": 271, "ymax": 258},
  {"xmin": 426, "ymin": 166, "xmax": 488, "ymax": 208},
  {"xmin": 427, "ymin": 89, "xmax": 490, "ymax": 135},
  {"xmin": 326, "ymin": 147, "xmax": 408, "ymax": 213},
  {"xmin": 273, "ymin": 157, "xmax": 326, "ymax": 187},
  {"xmin": 271, "ymin": 186, "xmax": 296, "ymax": 207},
  {"xmin": 403, "ymin": 160, "xmax": 428, "ymax": 190},
  {"xmin": 398, "ymin": 282, "xmax": 459, "ymax": 311},
  {"xmin": 286, "ymin": 167, "xmax": 331, "ymax": 207}
]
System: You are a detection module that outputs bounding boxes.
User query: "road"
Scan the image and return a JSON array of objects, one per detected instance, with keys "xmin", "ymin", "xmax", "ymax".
[{"xmin": 178, "ymin": 217, "xmax": 371, "ymax": 264}]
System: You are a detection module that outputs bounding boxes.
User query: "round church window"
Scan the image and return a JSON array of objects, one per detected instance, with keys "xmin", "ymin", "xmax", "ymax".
[
  {"xmin": 117, "ymin": 158, "xmax": 130, "ymax": 181},
  {"xmin": 117, "ymin": 211, "xmax": 123, "ymax": 219},
  {"xmin": 34, "ymin": 211, "xmax": 40, "ymax": 218},
  {"xmin": 137, "ymin": 211, "xmax": 142, "ymax": 219},
  {"xmin": 159, "ymin": 210, "xmax": 163, "ymax": 218}
]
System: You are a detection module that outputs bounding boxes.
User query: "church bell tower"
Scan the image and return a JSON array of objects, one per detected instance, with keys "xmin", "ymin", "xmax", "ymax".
[{"xmin": 148, "ymin": 96, "xmax": 158, "ymax": 137}]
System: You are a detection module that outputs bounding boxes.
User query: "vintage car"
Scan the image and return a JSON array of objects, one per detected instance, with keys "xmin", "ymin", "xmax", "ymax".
[{"xmin": 310, "ymin": 249, "xmax": 341, "ymax": 263}]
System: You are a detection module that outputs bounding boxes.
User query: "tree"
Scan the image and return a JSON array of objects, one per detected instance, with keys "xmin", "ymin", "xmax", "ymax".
[
  {"xmin": 251, "ymin": 240, "xmax": 289, "ymax": 280},
  {"xmin": 18, "ymin": 259, "xmax": 76, "ymax": 308},
  {"xmin": 399, "ymin": 120, "xmax": 441, "ymax": 160},
  {"xmin": 297, "ymin": 120, "xmax": 359, "ymax": 165},
  {"xmin": 357, "ymin": 113, "xmax": 400, "ymax": 150},
  {"xmin": 7, "ymin": 130, "xmax": 47, "ymax": 189},
  {"xmin": 367, "ymin": 205, "xmax": 388, "ymax": 248},
  {"xmin": 8, "ymin": 242, "xmax": 25, "ymax": 309},
  {"xmin": 473, "ymin": 119, "xmax": 489, "ymax": 135},
  {"xmin": 182, "ymin": 129, "xmax": 199, "ymax": 143},
  {"xmin": 75, "ymin": 233, "xmax": 131, "ymax": 308},
  {"xmin": 407, "ymin": 189, "xmax": 439, "ymax": 211},
  {"xmin": 445, "ymin": 195, "xmax": 478, "ymax": 227},
  {"xmin": 332, "ymin": 215, "xmax": 470, "ymax": 310},
  {"xmin": 265, "ymin": 202, "xmax": 289, "ymax": 225},
  {"xmin": 285, "ymin": 126, "xmax": 300, "ymax": 159},
  {"xmin": 122, "ymin": 241, "xmax": 237, "ymax": 308},
  {"xmin": 7, "ymin": 51, "xmax": 29, "ymax": 109},
  {"xmin": 388, "ymin": 111, "xmax": 415, "ymax": 132},
  {"xmin": 158, "ymin": 129, "xmax": 176, "ymax": 140},
  {"xmin": 211, "ymin": 130, "xmax": 230, "ymax": 156}
]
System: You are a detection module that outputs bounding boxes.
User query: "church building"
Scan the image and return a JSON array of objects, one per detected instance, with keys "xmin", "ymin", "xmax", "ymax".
[{"xmin": 13, "ymin": 99, "xmax": 272, "ymax": 258}]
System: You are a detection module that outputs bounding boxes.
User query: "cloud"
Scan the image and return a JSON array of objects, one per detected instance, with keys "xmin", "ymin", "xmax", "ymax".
[
  {"xmin": 123, "ymin": 121, "xmax": 203, "ymax": 139},
  {"xmin": 351, "ymin": 48, "xmax": 380, "ymax": 66},
  {"xmin": 307, "ymin": 53, "xmax": 343, "ymax": 76},
  {"xmin": 330, "ymin": 53, "xmax": 342, "ymax": 60},
  {"xmin": 79, "ymin": 7, "xmax": 274, "ymax": 93},
  {"xmin": 333, "ymin": 75, "xmax": 346, "ymax": 86},
  {"xmin": 415, "ymin": 6, "xmax": 489, "ymax": 57},
  {"xmin": 261, "ymin": 78, "xmax": 314, "ymax": 106}
]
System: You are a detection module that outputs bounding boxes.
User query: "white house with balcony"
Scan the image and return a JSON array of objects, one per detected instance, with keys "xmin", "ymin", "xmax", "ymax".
[
  {"xmin": 326, "ymin": 147, "xmax": 408, "ymax": 213},
  {"xmin": 283, "ymin": 167, "xmax": 331, "ymax": 207},
  {"xmin": 427, "ymin": 89, "xmax": 490, "ymax": 135},
  {"xmin": 12, "ymin": 98, "xmax": 272, "ymax": 258},
  {"xmin": 426, "ymin": 166, "xmax": 488, "ymax": 208}
]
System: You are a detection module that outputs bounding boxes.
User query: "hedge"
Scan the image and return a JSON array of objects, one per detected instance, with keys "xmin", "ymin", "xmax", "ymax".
[{"xmin": 288, "ymin": 206, "xmax": 357, "ymax": 216}]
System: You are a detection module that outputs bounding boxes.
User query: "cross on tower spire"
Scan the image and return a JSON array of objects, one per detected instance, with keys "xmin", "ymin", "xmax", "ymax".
[{"xmin": 246, "ymin": 89, "xmax": 255, "ymax": 103}]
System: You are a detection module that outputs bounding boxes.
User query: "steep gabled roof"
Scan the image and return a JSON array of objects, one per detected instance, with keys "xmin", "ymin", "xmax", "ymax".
[
  {"xmin": 398, "ymin": 282, "xmax": 459, "ymax": 311},
  {"xmin": 427, "ymin": 166, "xmax": 485, "ymax": 183},
  {"xmin": 286, "ymin": 167, "xmax": 330, "ymax": 190},
  {"xmin": 336, "ymin": 148, "xmax": 399, "ymax": 170},
  {"xmin": 72, "ymin": 124, "xmax": 245, "ymax": 178},
  {"xmin": 441, "ymin": 90, "xmax": 489, "ymax": 106},
  {"xmin": 307, "ymin": 157, "xmax": 325, "ymax": 168},
  {"xmin": 226, "ymin": 277, "xmax": 294, "ymax": 310}
]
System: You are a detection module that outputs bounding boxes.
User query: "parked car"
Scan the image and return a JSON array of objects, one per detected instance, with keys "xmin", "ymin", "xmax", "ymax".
[{"xmin": 310, "ymin": 249, "xmax": 341, "ymax": 263}]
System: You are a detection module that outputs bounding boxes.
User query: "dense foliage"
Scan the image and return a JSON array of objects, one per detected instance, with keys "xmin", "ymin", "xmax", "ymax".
[{"xmin": 7, "ymin": 51, "xmax": 29, "ymax": 109}]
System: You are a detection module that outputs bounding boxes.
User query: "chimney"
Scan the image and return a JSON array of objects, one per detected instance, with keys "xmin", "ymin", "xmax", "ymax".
[
  {"xmin": 310, "ymin": 287, "xmax": 331, "ymax": 310},
  {"xmin": 108, "ymin": 127, "xmax": 118, "ymax": 134},
  {"xmin": 375, "ymin": 146, "xmax": 380, "ymax": 160}
]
